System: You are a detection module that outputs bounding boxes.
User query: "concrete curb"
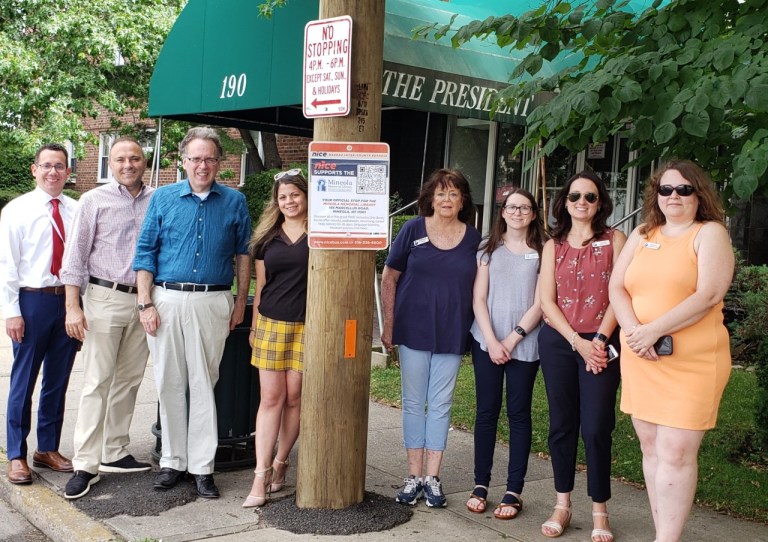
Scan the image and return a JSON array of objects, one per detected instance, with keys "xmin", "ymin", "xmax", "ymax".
[{"xmin": 0, "ymin": 454, "xmax": 120, "ymax": 542}]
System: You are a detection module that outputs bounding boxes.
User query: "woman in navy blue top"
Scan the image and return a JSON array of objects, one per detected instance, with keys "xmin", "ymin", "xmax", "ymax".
[{"xmin": 381, "ymin": 168, "xmax": 481, "ymax": 508}]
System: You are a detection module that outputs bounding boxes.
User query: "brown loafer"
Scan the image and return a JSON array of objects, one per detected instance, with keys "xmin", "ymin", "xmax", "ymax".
[
  {"xmin": 32, "ymin": 450, "xmax": 73, "ymax": 472},
  {"xmin": 7, "ymin": 459, "xmax": 32, "ymax": 484}
]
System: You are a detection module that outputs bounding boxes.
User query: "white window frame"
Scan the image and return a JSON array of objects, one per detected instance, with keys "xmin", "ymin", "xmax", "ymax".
[
  {"xmin": 63, "ymin": 140, "xmax": 76, "ymax": 183},
  {"xmin": 97, "ymin": 133, "xmax": 117, "ymax": 183}
]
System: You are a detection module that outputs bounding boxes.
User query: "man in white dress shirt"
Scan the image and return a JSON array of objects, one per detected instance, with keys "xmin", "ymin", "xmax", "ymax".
[{"xmin": 0, "ymin": 143, "xmax": 81, "ymax": 484}]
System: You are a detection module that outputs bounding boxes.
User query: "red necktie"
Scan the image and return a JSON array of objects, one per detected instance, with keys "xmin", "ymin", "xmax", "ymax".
[{"xmin": 50, "ymin": 198, "xmax": 65, "ymax": 277}]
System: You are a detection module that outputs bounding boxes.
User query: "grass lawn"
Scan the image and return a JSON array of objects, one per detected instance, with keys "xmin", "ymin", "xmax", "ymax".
[{"xmin": 370, "ymin": 359, "xmax": 768, "ymax": 522}]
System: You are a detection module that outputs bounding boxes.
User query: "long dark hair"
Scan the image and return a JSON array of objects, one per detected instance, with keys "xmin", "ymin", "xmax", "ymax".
[
  {"xmin": 480, "ymin": 188, "xmax": 547, "ymax": 263},
  {"xmin": 550, "ymin": 170, "xmax": 613, "ymax": 245},
  {"xmin": 417, "ymin": 168, "xmax": 475, "ymax": 224}
]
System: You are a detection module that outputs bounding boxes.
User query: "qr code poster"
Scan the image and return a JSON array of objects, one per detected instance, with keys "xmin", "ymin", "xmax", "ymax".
[
  {"xmin": 308, "ymin": 141, "xmax": 390, "ymax": 250},
  {"xmin": 356, "ymin": 165, "xmax": 387, "ymax": 195}
]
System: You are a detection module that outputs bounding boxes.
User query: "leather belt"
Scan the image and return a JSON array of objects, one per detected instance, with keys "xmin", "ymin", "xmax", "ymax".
[
  {"xmin": 155, "ymin": 282, "xmax": 230, "ymax": 293},
  {"xmin": 89, "ymin": 277, "xmax": 138, "ymax": 294},
  {"xmin": 20, "ymin": 286, "xmax": 65, "ymax": 295}
]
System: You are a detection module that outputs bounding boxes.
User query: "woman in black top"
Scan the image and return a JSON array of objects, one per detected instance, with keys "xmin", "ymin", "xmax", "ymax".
[{"xmin": 243, "ymin": 169, "xmax": 309, "ymax": 508}]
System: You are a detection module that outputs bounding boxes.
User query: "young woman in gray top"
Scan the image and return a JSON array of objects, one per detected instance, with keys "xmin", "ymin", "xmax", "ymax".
[{"xmin": 466, "ymin": 188, "xmax": 546, "ymax": 520}]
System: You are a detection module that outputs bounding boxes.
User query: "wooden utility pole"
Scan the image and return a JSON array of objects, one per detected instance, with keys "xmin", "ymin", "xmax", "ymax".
[{"xmin": 296, "ymin": 0, "xmax": 385, "ymax": 509}]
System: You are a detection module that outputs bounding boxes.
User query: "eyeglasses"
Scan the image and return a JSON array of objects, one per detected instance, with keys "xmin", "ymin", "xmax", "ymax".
[
  {"xmin": 567, "ymin": 191, "xmax": 598, "ymax": 203},
  {"xmin": 186, "ymin": 157, "xmax": 219, "ymax": 166},
  {"xmin": 274, "ymin": 168, "xmax": 303, "ymax": 181},
  {"xmin": 36, "ymin": 163, "xmax": 67, "ymax": 172},
  {"xmin": 658, "ymin": 184, "xmax": 695, "ymax": 197},
  {"xmin": 503, "ymin": 204, "xmax": 533, "ymax": 215}
]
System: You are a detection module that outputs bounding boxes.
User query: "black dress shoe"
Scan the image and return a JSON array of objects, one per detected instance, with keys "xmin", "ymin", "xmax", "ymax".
[
  {"xmin": 153, "ymin": 468, "xmax": 185, "ymax": 489},
  {"xmin": 192, "ymin": 474, "xmax": 220, "ymax": 498}
]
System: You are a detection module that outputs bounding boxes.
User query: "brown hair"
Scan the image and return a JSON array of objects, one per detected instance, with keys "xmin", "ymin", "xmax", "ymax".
[
  {"xmin": 480, "ymin": 188, "xmax": 547, "ymax": 264},
  {"xmin": 639, "ymin": 159, "xmax": 725, "ymax": 236},
  {"xmin": 550, "ymin": 170, "xmax": 614, "ymax": 245},
  {"xmin": 249, "ymin": 173, "xmax": 309, "ymax": 258},
  {"xmin": 417, "ymin": 168, "xmax": 475, "ymax": 224},
  {"xmin": 34, "ymin": 143, "xmax": 68, "ymax": 164}
]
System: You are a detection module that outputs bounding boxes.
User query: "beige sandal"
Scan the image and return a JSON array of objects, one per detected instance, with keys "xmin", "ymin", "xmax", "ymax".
[
  {"xmin": 541, "ymin": 503, "xmax": 572, "ymax": 538},
  {"xmin": 270, "ymin": 458, "xmax": 290, "ymax": 493},
  {"xmin": 242, "ymin": 467, "xmax": 272, "ymax": 508},
  {"xmin": 591, "ymin": 511, "xmax": 614, "ymax": 542}
]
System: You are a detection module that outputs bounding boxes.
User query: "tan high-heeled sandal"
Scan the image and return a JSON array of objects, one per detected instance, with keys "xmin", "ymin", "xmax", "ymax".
[
  {"xmin": 541, "ymin": 502, "xmax": 572, "ymax": 538},
  {"xmin": 270, "ymin": 458, "xmax": 290, "ymax": 493},
  {"xmin": 242, "ymin": 467, "xmax": 272, "ymax": 508}
]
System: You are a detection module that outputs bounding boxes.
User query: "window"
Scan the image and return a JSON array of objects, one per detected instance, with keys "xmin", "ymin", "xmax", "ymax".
[
  {"xmin": 97, "ymin": 133, "xmax": 117, "ymax": 182},
  {"xmin": 64, "ymin": 140, "xmax": 77, "ymax": 183}
]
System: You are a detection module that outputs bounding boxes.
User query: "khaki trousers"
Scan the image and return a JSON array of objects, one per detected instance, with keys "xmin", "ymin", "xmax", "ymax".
[
  {"xmin": 72, "ymin": 283, "xmax": 150, "ymax": 473},
  {"xmin": 148, "ymin": 287, "xmax": 233, "ymax": 475}
]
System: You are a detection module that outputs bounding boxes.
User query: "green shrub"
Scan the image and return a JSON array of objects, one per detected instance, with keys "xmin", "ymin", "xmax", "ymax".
[
  {"xmin": 0, "ymin": 150, "xmax": 34, "ymax": 190},
  {"xmin": 726, "ymin": 263, "xmax": 768, "ymax": 451},
  {"xmin": 240, "ymin": 164, "xmax": 307, "ymax": 229}
]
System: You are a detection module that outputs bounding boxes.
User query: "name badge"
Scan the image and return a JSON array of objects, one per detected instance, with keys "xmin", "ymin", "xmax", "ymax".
[
  {"xmin": 524, "ymin": 252, "xmax": 540, "ymax": 260},
  {"xmin": 644, "ymin": 242, "xmax": 661, "ymax": 250},
  {"xmin": 413, "ymin": 236, "xmax": 429, "ymax": 247},
  {"xmin": 592, "ymin": 240, "xmax": 610, "ymax": 247}
]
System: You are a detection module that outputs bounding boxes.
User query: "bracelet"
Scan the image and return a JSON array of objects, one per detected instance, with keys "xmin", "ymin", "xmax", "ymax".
[
  {"xmin": 250, "ymin": 327, "xmax": 256, "ymax": 332},
  {"xmin": 570, "ymin": 331, "xmax": 578, "ymax": 351},
  {"xmin": 594, "ymin": 332, "xmax": 608, "ymax": 343},
  {"xmin": 629, "ymin": 323, "xmax": 639, "ymax": 333}
]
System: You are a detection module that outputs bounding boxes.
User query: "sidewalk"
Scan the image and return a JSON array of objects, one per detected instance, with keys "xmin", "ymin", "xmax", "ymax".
[{"xmin": 0, "ymin": 318, "xmax": 766, "ymax": 542}]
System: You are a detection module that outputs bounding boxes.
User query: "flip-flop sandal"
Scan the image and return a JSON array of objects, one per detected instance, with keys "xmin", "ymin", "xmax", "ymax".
[
  {"xmin": 494, "ymin": 492, "xmax": 523, "ymax": 520},
  {"xmin": 466, "ymin": 485, "xmax": 488, "ymax": 513}
]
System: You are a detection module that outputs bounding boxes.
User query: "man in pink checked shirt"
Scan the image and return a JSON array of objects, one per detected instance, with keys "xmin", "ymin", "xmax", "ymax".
[{"xmin": 59, "ymin": 137, "xmax": 155, "ymax": 499}]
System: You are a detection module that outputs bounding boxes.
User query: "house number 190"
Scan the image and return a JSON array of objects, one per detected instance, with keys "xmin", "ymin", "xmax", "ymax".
[{"xmin": 220, "ymin": 74, "xmax": 247, "ymax": 99}]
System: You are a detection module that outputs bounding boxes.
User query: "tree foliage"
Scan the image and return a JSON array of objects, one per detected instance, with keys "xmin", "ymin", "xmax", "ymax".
[
  {"xmin": 418, "ymin": 0, "xmax": 768, "ymax": 203},
  {"xmin": 0, "ymin": 0, "xmax": 186, "ymax": 156}
]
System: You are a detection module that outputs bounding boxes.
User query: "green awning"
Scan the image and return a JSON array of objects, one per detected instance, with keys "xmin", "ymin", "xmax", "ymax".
[{"xmin": 148, "ymin": 0, "xmax": 649, "ymax": 132}]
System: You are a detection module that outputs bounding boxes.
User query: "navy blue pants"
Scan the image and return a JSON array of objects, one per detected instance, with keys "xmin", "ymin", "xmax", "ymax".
[
  {"xmin": 471, "ymin": 338, "xmax": 540, "ymax": 494},
  {"xmin": 538, "ymin": 324, "xmax": 620, "ymax": 503},
  {"xmin": 6, "ymin": 290, "xmax": 79, "ymax": 460}
]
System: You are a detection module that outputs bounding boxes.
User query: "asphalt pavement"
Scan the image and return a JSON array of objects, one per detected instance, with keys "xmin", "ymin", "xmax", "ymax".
[{"xmin": 0, "ymin": 316, "xmax": 766, "ymax": 542}]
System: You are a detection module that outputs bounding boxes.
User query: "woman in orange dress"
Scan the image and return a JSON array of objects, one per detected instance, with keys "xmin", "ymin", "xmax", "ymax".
[{"xmin": 609, "ymin": 160, "xmax": 734, "ymax": 542}]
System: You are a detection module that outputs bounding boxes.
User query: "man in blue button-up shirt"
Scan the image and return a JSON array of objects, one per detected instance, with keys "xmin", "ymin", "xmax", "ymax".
[{"xmin": 133, "ymin": 127, "xmax": 251, "ymax": 499}]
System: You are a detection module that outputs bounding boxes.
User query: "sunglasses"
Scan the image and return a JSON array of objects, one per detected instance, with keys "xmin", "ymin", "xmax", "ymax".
[
  {"xmin": 274, "ymin": 168, "xmax": 303, "ymax": 181},
  {"xmin": 658, "ymin": 184, "xmax": 695, "ymax": 197},
  {"xmin": 567, "ymin": 191, "xmax": 598, "ymax": 203}
]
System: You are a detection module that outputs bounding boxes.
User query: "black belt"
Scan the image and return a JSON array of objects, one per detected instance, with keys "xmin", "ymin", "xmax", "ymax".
[
  {"xmin": 155, "ymin": 282, "xmax": 230, "ymax": 292},
  {"xmin": 89, "ymin": 277, "xmax": 138, "ymax": 294},
  {"xmin": 20, "ymin": 286, "xmax": 65, "ymax": 295}
]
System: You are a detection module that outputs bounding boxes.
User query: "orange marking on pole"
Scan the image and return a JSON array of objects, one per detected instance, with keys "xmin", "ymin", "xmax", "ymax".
[{"xmin": 344, "ymin": 320, "xmax": 357, "ymax": 358}]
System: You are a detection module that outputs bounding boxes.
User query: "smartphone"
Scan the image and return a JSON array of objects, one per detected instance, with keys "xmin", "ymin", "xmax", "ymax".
[{"xmin": 607, "ymin": 344, "xmax": 619, "ymax": 362}]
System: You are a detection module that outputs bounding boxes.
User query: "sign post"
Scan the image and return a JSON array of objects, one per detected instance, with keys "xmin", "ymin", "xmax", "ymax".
[{"xmin": 297, "ymin": 0, "xmax": 385, "ymax": 509}]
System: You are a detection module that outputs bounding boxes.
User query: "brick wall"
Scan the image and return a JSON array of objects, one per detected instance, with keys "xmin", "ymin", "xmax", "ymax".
[
  {"xmin": 73, "ymin": 106, "xmax": 297, "ymax": 194},
  {"xmin": 276, "ymin": 135, "xmax": 310, "ymax": 165}
]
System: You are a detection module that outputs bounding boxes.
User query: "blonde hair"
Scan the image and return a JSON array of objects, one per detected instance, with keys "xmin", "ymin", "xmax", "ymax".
[{"xmin": 249, "ymin": 174, "xmax": 308, "ymax": 258}]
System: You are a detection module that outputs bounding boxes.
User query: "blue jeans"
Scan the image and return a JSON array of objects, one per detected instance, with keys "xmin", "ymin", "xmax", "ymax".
[
  {"xmin": 399, "ymin": 345, "xmax": 462, "ymax": 451},
  {"xmin": 471, "ymin": 339, "xmax": 539, "ymax": 494}
]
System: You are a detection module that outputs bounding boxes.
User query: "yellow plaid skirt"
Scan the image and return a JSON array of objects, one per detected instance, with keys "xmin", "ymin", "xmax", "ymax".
[{"xmin": 251, "ymin": 314, "xmax": 305, "ymax": 372}]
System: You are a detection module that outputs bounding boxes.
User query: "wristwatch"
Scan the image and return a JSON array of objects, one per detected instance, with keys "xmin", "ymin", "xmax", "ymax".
[
  {"xmin": 594, "ymin": 332, "xmax": 608, "ymax": 343},
  {"xmin": 514, "ymin": 325, "xmax": 527, "ymax": 338},
  {"xmin": 137, "ymin": 302, "xmax": 155, "ymax": 312}
]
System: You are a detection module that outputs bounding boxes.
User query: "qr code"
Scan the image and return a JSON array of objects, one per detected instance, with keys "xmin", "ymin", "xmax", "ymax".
[{"xmin": 356, "ymin": 165, "xmax": 387, "ymax": 195}]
